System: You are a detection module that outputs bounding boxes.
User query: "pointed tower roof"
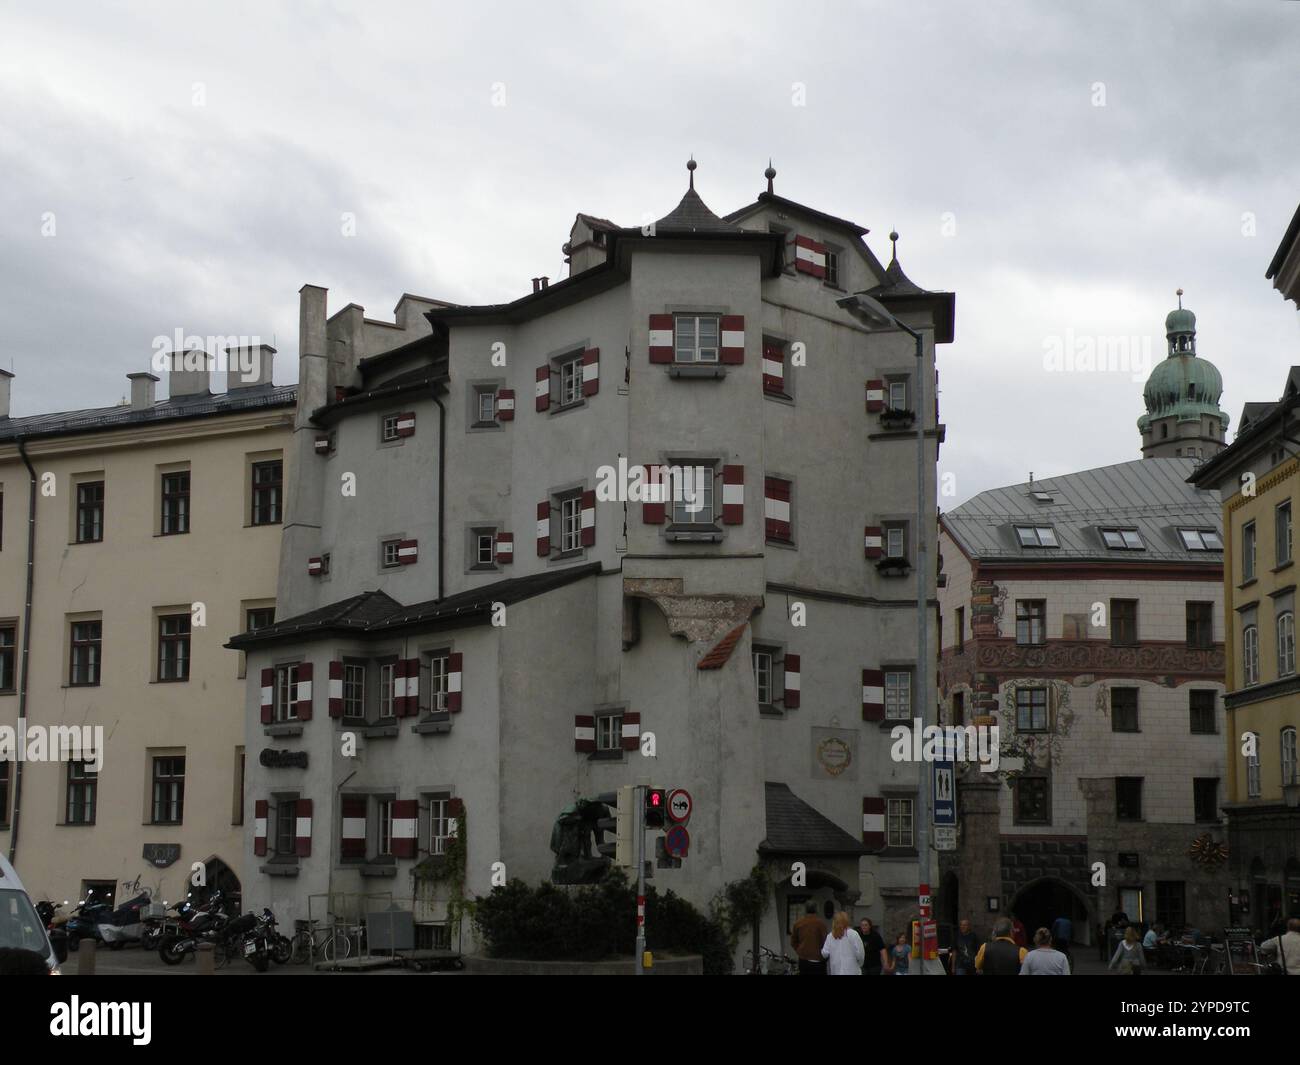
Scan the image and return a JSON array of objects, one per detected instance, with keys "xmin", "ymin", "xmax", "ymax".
[
  {"xmin": 652, "ymin": 158, "xmax": 740, "ymax": 234},
  {"xmin": 865, "ymin": 230, "xmax": 931, "ymax": 298}
]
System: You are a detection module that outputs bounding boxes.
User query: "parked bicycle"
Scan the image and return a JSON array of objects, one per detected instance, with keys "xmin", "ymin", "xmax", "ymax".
[
  {"xmin": 290, "ymin": 918, "xmax": 352, "ymax": 964},
  {"xmin": 741, "ymin": 945, "xmax": 798, "ymax": 975}
]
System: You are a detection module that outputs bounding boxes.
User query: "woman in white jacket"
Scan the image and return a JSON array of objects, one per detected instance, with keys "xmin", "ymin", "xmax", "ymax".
[{"xmin": 822, "ymin": 911, "xmax": 866, "ymax": 975}]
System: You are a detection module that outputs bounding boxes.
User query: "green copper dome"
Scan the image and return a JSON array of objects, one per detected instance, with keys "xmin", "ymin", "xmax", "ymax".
[{"xmin": 1137, "ymin": 297, "xmax": 1228, "ymax": 435}]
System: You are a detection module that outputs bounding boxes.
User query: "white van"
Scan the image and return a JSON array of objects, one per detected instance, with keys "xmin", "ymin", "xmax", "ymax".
[{"xmin": 0, "ymin": 854, "xmax": 59, "ymax": 972}]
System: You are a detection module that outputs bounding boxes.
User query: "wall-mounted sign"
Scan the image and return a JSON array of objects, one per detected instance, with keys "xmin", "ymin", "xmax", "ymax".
[
  {"xmin": 1118, "ymin": 852, "xmax": 1140, "ymax": 868},
  {"xmin": 143, "ymin": 843, "xmax": 181, "ymax": 868},
  {"xmin": 259, "ymin": 748, "xmax": 308, "ymax": 769}
]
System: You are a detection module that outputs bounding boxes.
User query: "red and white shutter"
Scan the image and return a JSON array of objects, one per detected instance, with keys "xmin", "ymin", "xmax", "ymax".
[
  {"xmin": 535, "ymin": 365, "xmax": 551, "ymax": 412},
  {"xmin": 294, "ymin": 798, "xmax": 313, "ymax": 857},
  {"xmin": 866, "ymin": 380, "xmax": 886, "ymax": 413},
  {"xmin": 295, "ymin": 662, "xmax": 313, "ymax": 721},
  {"xmin": 762, "ymin": 342, "xmax": 785, "ymax": 394},
  {"xmin": 496, "ymin": 532, "xmax": 514, "ymax": 564},
  {"xmin": 536, "ymin": 501, "xmax": 551, "ymax": 556},
  {"xmin": 260, "ymin": 667, "xmax": 274, "ymax": 724},
  {"xmin": 864, "ymin": 526, "xmax": 883, "ymax": 559},
  {"xmin": 862, "ymin": 797, "xmax": 886, "ymax": 851},
  {"xmin": 794, "ymin": 234, "xmax": 827, "ymax": 278},
  {"xmin": 447, "ymin": 653, "xmax": 463, "ymax": 713},
  {"xmin": 328, "ymin": 660, "xmax": 344, "ymax": 719},
  {"xmin": 720, "ymin": 315, "xmax": 745, "ymax": 364},
  {"xmin": 574, "ymin": 714, "xmax": 596, "ymax": 753},
  {"xmin": 621, "ymin": 711, "xmax": 641, "ymax": 752},
  {"xmin": 862, "ymin": 668, "xmax": 885, "ymax": 722},
  {"xmin": 392, "ymin": 659, "xmax": 408, "ymax": 717},
  {"xmin": 254, "ymin": 799, "xmax": 268, "ymax": 856},
  {"xmin": 582, "ymin": 348, "xmax": 599, "ymax": 396},
  {"xmin": 496, "ymin": 388, "xmax": 515, "ymax": 421},
  {"xmin": 397, "ymin": 539, "xmax": 418, "ymax": 565},
  {"xmin": 580, "ymin": 490, "xmax": 596, "ymax": 547},
  {"xmin": 648, "ymin": 314, "xmax": 674, "ymax": 364},
  {"xmin": 396, "ymin": 412, "xmax": 416, "ymax": 438},
  {"xmin": 307, "ymin": 557, "xmax": 323, "ymax": 577},
  {"xmin": 783, "ymin": 654, "xmax": 801, "ymax": 709},
  {"xmin": 642, "ymin": 464, "xmax": 666, "ymax": 524},
  {"xmin": 764, "ymin": 478, "xmax": 791, "ymax": 541},
  {"xmin": 404, "ymin": 657, "xmax": 422, "ymax": 716},
  {"xmin": 340, "ymin": 795, "xmax": 367, "ymax": 859},
  {"xmin": 722, "ymin": 465, "xmax": 744, "ymax": 525},
  {"xmin": 391, "ymin": 799, "xmax": 418, "ymax": 859}
]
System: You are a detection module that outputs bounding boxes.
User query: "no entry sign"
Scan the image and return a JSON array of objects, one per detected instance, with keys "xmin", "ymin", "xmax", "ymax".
[{"xmin": 667, "ymin": 788, "xmax": 692, "ymax": 823}]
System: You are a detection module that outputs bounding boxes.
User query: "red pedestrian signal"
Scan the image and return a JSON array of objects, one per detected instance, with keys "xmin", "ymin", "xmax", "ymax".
[{"xmin": 645, "ymin": 788, "xmax": 667, "ymax": 829}]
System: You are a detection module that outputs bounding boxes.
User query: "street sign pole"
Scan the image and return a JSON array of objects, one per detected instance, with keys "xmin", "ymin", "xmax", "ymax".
[{"xmin": 635, "ymin": 784, "xmax": 646, "ymax": 975}]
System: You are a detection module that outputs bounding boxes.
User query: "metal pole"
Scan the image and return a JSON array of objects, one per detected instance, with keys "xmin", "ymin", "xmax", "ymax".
[
  {"xmin": 911, "ymin": 326, "xmax": 930, "ymax": 974},
  {"xmin": 635, "ymin": 785, "xmax": 646, "ymax": 975}
]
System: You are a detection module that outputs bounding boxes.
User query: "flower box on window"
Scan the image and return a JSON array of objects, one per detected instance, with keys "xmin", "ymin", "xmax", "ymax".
[
  {"xmin": 875, "ymin": 556, "xmax": 912, "ymax": 578},
  {"xmin": 879, "ymin": 408, "xmax": 916, "ymax": 430}
]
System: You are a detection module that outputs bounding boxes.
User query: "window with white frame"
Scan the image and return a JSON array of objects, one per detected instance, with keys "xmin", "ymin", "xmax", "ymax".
[
  {"xmin": 378, "ymin": 662, "xmax": 395, "ymax": 719},
  {"xmin": 1243, "ymin": 625, "xmax": 1259, "ymax": 686},
  {"xmin": 886, "ymin": 798, "xmax": 914, "ymax": 848},
  {"xmin": 1179, "ymin": 527, "xmax": 1223, "ymax": 551},
  {"xmin": 824, "ymin": 250, "xmax": 840, "ymax": 288},
  {"xmin": 1242, "ymin": 521, "xmax": 1257, "ymax": 579},
  {"xmin": 670, "ymin": 466, "xmax": 714, "ymax": 525},
  {"xmin": 752, "ymin": 648, "xmax": 775, "ymax": 706},
  {"xmin": 558, "ymin": 356, "xmax": 583, "ymax": 406},
  {"xmin": 429, "ymin": 796, "xmax": 451, "ymax": 856},
  {"xmin": 382, "ymin": 540, "xmax": 401, "ymax": 568},
  {"xmin": 377, "ymin": 799, "xmax": 394, "ymax": 857},
  {"xmin": 1101, "ymin": 528, "xmax": 1144, "ymax": 550},
  {"xmin": 1278, "ymin": 612, "xmax": 1296, "ymax": 677},
  {"xmin": 1283, "ymin": 727, "xmax": 1298, "ymax": 788},
  {"xmin": 884, "ymin": 523, "xmax": 907, "ymax": 559},
  {"xmin": 476, "ymin": 532, "xmax": 495, "ymax": 566},
  {"xmin": 343, "ymin": 662, "xmax": 365, "ymax": 719},
  {"xmin": 422, "ymin": 651, "xmax": 450, "ymax": 713},
  {"xmin": 1014, "ymin": 525, "xmax": 1058, "ymax": 547},
  {"xmin": 595, "ymin": 711, "xmax": 623, "ymax": 752},
  {"xmin": 477, "ymin": 389, "xmax": 496, "ymax": 424},
  {"xmin": 1246, "ymin": 733, "xmax": 1261, "ymax": 798},
  {"xmin": 1278, "ymin": 502, "xmax": 1293, "ymax": 566},
  {"xmin": 274, "ymin": 663, "xmax": 299, "ymax": 722},
  {"xmin": 674, "ymin": 315, "xmax": 719, "ymax": 363},
  {"xmin": 885, "ymin": 671, "xmax": 912, "ymax": 720},
  {"xmin": 560, "ymin": 495, "xmax": 582, "ymax": 552},
  {"xmin": 381, "ymin": 414, "xmax": 401, "ymax": 442},
  {"xmin": 887, "ymin": 380, "xmax": 908, "ymax": 411},
  {"xmin": 1016, "ymin": 687, "xmax": 1049, "ymax": 732}
]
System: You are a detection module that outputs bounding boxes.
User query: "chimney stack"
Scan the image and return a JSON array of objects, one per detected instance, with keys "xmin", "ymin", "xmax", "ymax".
[
  {"xmin": 0, "ymin": 369, "xmax": 12, "ymax": 419},
  {"xmin": 166, "ymin": 348, "xmax": 212, "ymax": 398},
  {"xmin": 531, "ymin": 278, "xmax": 540, "ymax": 293},
  {"xmin": 539, "ymin": 276, "xmax": 549, "ymax": 289},
  {"xmin": 127, "ymin": 371, "xmax": 159, "ymax": 411},
  {"xmin": 225, "ymin": 344, "xmax": 276, "ymax": 391}
]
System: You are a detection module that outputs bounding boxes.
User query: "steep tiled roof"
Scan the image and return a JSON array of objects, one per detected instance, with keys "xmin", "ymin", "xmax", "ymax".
[
  {"xmin": 696, "ymin": 622, "xmax": 747, "ymax": 669},
  {"xmin": 943, "ymin": 458, "xmax": 1222, "ymax": 564},
  {"xmin": 0, "ymin": 384, "xmax": 296, "ymax": 443},
  {"xmin": 759, "ymin": 783, "xmax": 866, "ymax": 857}
]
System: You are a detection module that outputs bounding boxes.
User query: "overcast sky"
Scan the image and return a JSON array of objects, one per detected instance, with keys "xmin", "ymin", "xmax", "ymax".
[{"xmin": 2, "ymin": 1, "xmax": 1297, "ymax": 505}]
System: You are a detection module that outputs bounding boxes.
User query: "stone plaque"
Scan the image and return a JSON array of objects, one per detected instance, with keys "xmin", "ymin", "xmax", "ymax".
[
  {"xmin": 811, "ymin": 727, "xmax": 858, "ymax": 781},
  {"xmin": 259, "ymin": 748, "xmax": 308, "ymax": 769},
  {"xmin": 143, "ymin": 843, "xmax": 181, "ymax": 868}
]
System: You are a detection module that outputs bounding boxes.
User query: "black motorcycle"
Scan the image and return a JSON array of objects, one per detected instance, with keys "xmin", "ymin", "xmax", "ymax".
[
  {"xmin": 222, "ymin": 911, "xmax": 271, "ymax": 972},
  {"xmin": 258, "ymin": 908, "xmax": 293, "ymax": 965},
  {"xmin": 158, "ymin": 890, "xmax": 233, "ymax": 966}
]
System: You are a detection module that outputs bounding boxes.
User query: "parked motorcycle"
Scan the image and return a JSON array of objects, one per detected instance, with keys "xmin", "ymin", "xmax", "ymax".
[
  {"xmin": 63, "ymin": 897, "xmax": 112, "ymax": 953},
  {"xmin": 256, "ymin": 908, "xmax": 293, "ymax": 965},
  {"xmin": 223, "ymin": 911, "xmax": 271, "ymax": 972},
  {"xmin": 36, "ymin": 901, "xmax": 68, "ymax": 964},
  {"xmin": 98, "ymin": 893, "xmax": 150, "ymax": 950},
  {"xmin": 157, "ymin": 890, "xmax": 233, "ymax": 966}
]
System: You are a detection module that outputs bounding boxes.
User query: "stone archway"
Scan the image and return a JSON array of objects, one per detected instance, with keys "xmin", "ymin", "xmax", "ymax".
[
  {"xmin": 194, "ymin": 855, "xmax": 241, "ymax": 908},
  {"xmin": 1010, "ymin": 875, "xmax": 1094, "ymax": 947}
]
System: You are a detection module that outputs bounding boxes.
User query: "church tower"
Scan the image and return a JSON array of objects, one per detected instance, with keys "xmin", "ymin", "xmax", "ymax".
[{"xmin": 1137, "ymin": 290, "xmax": 1229, "ymax": 460}]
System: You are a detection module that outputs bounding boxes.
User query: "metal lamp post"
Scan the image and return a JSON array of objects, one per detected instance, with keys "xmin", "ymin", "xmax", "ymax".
[{"xmin": 838, "ymin": 292, "xmax": 932, "ymax": 972}]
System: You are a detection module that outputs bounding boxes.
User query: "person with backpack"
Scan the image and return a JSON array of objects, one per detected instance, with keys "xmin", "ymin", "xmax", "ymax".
[{"xmin": 1259, "ymin": 917, "xmax": 1300, "ymax": 975}]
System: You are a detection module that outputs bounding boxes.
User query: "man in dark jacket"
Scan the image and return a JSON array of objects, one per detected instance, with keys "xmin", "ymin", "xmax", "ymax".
[
  {"xmin": 951, "ymin": 918, "xmax": 979, "ymax": 975},
  {"xmin": 790, "ymin": 901, "xmax": 829, "ymax": 975},
  {"xmin": 857, "ymin": 917, "xmax": 888, "ymax": 975},
  {"xmin": 975, "ymin": 917, "xmax": 1028, "ymax": 974}
]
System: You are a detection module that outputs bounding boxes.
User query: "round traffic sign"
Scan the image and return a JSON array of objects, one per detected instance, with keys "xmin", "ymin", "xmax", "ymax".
[
  {"xmin": 667, "ymin": 788, "xmax": 693, "ymax": 824},
  {"xmin": 664, "ymin": 824, "xmax": 690, "ymax": 858}
]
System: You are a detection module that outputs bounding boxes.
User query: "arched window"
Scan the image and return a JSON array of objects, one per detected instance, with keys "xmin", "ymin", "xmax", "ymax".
[
  {"xmin": 1283, "ymin": 727, "xmax": 1298, "ymax": 788},
  {"xmin": 1246, "ymin": 733, "xmax": 1261, "ymax": 798},
  {"xmin": 1278, "ymin": 613, "xmax": 1295, "ymax": 678},
  {"xmin": 1243, "ymin": 625, "xmax": 1259, "ymax": 686}
]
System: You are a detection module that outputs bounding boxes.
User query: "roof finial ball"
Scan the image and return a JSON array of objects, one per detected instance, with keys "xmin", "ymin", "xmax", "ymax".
[
  {"xmin": 765, "ymin": 160, "xmax": 776, "ymax": 195},
  {"xmin": 890, "ymin": 229, "xmax": 900, "ymax": 260},
  {"xmin": 687, "ymin": 156, "xmax": 696, "ymax": 190},
  {"xmin": 1176, "ymin": 287, "xmax": 1184, "ymax": 309}
]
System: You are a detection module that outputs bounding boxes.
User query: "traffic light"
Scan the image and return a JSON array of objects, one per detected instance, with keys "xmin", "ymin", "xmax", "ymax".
[
  {"xmin": 645, "ymin": 787, "xmax": 667, "ymax": 829},
  {"xmin": 595, "ymin": 786, "xmax": 635, "ymax": 869}
]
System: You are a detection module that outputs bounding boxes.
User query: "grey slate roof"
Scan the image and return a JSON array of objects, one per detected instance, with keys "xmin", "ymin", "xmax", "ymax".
[
  {"xmin": 759, "ymin": 783, "xmax": 867, "ymax": 857},
  {"xmin": 942, "ymin": 458, "xmax": 1222, "ymax": 564},
  {"xmin": 0, "ymin": 383, "xmax": 296, "ymax": 443},
  {"xmin": 652, "ymin": 187, "xmax": 740, "ymax": 234},
  {"xmin": 866, "ymin": 255, "xmax": 931, "ymax": 299},
  {"xmin": 228, "ymin": 563, "xmax": 602, "ymax": 647}
]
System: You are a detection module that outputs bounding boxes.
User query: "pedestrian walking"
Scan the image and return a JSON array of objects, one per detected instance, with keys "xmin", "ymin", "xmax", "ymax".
[
  {"xmin": 790, "ymin": 901, "xmax": 829, "ymax": 976},
  {"xmin": 1109, "ymin": 925, "xmax": 1147, "ymax": 975},
  {"xmin": 950, "ymin": 917, "xmax": 979, "ymax": 975},
  {"xmin": 1050, "ymin": 913, "xmax": 1072, "ymax": 964},
  {"xmin": 975, "ymin": 917, "xmax": 1027, "ymax": 974},
  {"xmin": 858, "ymin": 917, "xmax": 888, "ymax": 976},
  {"xmin": 1258, "ymin": 917, "xmax": 1300, "ymax": 974},
  {"xmin": 1020, "ymin": 927, "xmax": 1071, "ymax": 975},
  {"xmin": 889, "ymin": 931, "xmax": 911, "ymax": 975},
  {"xmin": 821, "ymin": 912, "xmax": 865, "ymax": 975},
  {"xmin": 1009, "ymin": 911, "xmax": 1027, "ymax": 948}
]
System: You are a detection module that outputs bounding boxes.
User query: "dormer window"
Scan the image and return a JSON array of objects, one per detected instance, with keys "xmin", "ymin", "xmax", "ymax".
[
  {"xmin": 1101, "ymin": 528, "xmax": 1144, "ymax": 550},
  {"xmin": 1032, "ymin": 491, "xmax": 1053, "ymax": 505},
  {"xmin": 1179, "ymin": 528, "xmax": 1223, "ymax": 552},
  {"xmin": 1014, "ymin": 525, "xmax": 1058, "ymax": 548}
]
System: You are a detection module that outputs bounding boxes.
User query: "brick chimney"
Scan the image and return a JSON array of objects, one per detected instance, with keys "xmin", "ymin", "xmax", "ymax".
[
  {"xmin": 225, "ymin": 344, "xmax": 276, "ymax": 391},
  {"xmin": 0, "ymin": 369, "xmax": 12, "ymax": 419},
  {"xmin": 127, "ymin": 371, "xmax": 159, "ymax": 411},
  {"xmin": 166, "ymin": 349, "xmax": 212, "ymax": 398}
]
